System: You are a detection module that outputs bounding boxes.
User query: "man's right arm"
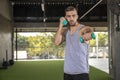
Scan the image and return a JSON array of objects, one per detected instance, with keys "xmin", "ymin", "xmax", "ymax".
[
  {"xmin": 54, "ymin": 24, "xmax": 66, "ymax": 46},
  {"xmin": 54, "ymin": 17, "xmax": 66, "ymax": 46}
]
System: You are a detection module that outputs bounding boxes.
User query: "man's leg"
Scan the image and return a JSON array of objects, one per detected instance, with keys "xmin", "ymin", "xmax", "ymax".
[
  {"xmin": 64, "ymin": 73, "xmax": 73, "ymax": 80},
  {"xmin": 73, "ymin": 73, "xmax": 89, "ymax": 80}
]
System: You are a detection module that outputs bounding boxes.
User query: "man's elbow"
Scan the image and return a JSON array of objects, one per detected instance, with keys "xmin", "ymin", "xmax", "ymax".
[{"xmin": 54, "ymin": 41, "xmax": 60, "ymax": 46}]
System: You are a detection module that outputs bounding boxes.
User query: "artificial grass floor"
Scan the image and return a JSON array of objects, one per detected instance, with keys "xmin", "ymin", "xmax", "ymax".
[{"xmin": 0, "ymin": 60, "xmax": 110, "ymax": 80}]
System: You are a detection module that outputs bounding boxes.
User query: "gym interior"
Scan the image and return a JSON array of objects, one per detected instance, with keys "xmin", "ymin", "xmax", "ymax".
[{"xmin": 0, "ymin": 0, "xmax": 120, "ymax": 80}]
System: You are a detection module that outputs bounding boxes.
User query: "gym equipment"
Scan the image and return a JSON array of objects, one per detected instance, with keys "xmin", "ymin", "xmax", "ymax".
[
  {"xmin": 80, "ymin": 32, "xmax": 96, "ymax": 43},
  {"xmin": 9, "ymin": 59, "xmax": 14, "ymax": 65},
  {"xmin": 62, "ymin": 20, "xmax": 68, "ymax": 26},
  {"xmin": 2, "ymin": 50, "xmax": 9, "ymax": 69},
  {"xmin": 2, "ymin": 58, "xmax": 8, "ymax": 69},
  {"xmin": 79, "ymin": 0, "xmax": 103, "ymax": 19},
  {"xmin": 79, "ymin": 26, "xmax": 95, "ymax": 43}
]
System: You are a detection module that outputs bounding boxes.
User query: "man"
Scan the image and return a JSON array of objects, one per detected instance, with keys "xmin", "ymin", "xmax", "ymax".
[{"xmin": 54, "ymin": 6, "xmax": 93, "ymax": 80}]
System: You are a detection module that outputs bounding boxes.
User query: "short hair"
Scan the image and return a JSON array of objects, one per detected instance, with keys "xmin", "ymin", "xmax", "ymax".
[{"xmin": 65, "ymin": 6, "xmax": 78, "ymax": 13}]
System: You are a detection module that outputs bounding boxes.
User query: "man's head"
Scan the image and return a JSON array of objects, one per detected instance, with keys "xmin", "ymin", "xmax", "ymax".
[{"xmin": 65, "ymin": 6, "xmax": 79, "ymax": 26}]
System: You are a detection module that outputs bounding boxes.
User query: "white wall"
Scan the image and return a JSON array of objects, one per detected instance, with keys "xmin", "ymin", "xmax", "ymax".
[{"xmin": 0, "ymin": 0, "xmax": 13, "ymax": 67}]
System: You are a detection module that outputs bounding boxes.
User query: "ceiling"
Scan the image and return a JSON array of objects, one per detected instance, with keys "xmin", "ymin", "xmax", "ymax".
[
  {"xmin": 9, "ymin": 0, "xmax": 107, "ymax": 32},
  {"xmin": 10, "ymin": 0, "xmax": 107, "ymax": 22}
]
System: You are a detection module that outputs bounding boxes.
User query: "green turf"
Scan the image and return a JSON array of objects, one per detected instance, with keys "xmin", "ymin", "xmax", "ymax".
[
  {"xmin": 90, "ymin": 66, "xmax": 110, "ymax": 80},
  {"xmin": 0, "ymin": 60, "xmax": 110, "ymax": 80}
]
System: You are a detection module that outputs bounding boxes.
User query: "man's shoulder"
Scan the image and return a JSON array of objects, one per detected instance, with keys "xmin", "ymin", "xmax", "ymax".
[
  {"xmin": 80, "ymin": 24, "xmax": 91, "ymax": 28},
  {"xmin": 80, "ymin": 24, "xmax": 92, "ymax": 30}
]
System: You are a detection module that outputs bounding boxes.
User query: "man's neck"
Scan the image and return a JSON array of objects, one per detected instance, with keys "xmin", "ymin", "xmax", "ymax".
[{"xmin": 69, "ymin": 23, "xmax": 80, "ymax": 35}]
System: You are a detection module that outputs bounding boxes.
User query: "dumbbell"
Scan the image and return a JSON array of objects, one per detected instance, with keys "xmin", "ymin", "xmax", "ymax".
[
  {"xmin": 62, "ymin": 20, "xmax": 68, "ymax": 26},
  {"xmin": 80, "ymin": 32, "xmax": 96, "ymax": 43}
]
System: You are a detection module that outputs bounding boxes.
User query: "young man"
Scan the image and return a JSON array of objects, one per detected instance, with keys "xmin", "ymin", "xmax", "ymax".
[{"xmin": 54, "ymin": 6, "xmax": 93, "ymax": 80}]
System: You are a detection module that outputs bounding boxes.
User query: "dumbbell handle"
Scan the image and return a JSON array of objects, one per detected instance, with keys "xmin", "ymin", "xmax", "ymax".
[{"xmin": 80, "ymin": 33, "xmax": 96, "ymax": 43}]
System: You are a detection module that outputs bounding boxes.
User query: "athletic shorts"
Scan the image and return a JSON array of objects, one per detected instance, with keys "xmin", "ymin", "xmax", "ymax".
[{"xmin": 64, "ymin": 73, "xmax": 89, "ymax": 80}]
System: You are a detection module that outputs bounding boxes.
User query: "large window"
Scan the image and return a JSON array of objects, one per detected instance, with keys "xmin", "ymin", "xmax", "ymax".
[{"xmin": 14, "ymin": 32, "xmax": 108, "ymax": 60}]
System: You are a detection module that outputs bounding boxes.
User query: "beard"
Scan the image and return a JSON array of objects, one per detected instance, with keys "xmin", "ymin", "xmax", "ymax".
[{"xmin": 69, "ymin": 20, "xmax": 77, "ymax": 26}]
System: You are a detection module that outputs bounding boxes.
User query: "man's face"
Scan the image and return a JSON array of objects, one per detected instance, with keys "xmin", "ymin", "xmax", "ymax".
[{"xmin": 65, "ymin": 10, "xmax": 78, "ymax": 26}]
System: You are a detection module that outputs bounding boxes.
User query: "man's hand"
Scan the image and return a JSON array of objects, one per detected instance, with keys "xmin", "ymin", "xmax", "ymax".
[
  {"xmin": 79, "ymin": 26, "xmax": 93, "ymax": 42},
  {"xmin": 59, "ymin": 17, "xmax": 66, "ymax": 27}
]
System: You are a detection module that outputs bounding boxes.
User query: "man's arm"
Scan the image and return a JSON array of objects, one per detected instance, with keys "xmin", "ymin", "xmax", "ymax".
[{"xmin": 54, "ymin": 17, "xmax": 66, "ymax": 46}]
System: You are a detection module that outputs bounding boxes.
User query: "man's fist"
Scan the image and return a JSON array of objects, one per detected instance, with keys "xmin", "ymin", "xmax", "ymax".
[{"xmin": 79, "ymin": 26, "xmax": 93, "ymax": 42}]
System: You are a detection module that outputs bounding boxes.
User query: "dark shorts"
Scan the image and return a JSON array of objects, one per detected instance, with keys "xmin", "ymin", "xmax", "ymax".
[{"xmin": 64, "ymin": 73, "xmax": 89, "ymax": 80}]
